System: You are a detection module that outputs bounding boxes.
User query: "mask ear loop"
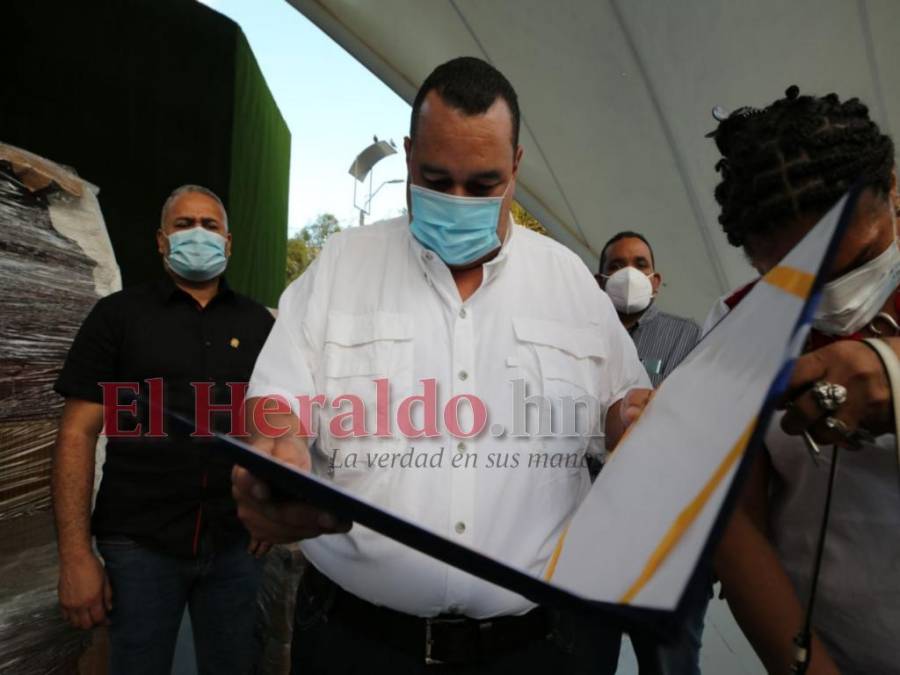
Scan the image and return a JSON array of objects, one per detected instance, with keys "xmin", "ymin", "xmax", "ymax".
[
  {"xmin": 499, "ymin": 179, "xmax": 515, "ymax": 246},
  {"xmin": 887, "ymin": 196, "xmax": 899, "ymax": 251},
  {"xmin": 649, "ymin": 271, "xmax": 661, "ymax": 299},
  {"xmin": 499, "ymin": 178, "xmax": 516, "ymax": 240},
  {"xmin": 869, "ymin": 313, "xmax": 900, "ymax": 337},
  {"xmin": 864, "ymin": 204, "xmax": 900, "ymax": 336}
]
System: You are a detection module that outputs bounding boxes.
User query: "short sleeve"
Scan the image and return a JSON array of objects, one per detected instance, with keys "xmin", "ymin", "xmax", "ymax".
[
  {"xmin": 54, "ymin": 296, "xmax": 122, "ymax": 403},
  {"xmin": 597, "ymin": 287, "xmax": 652, "ymax": 405},
  {"xmin": 586, "ymin": 314, "xmax": 647, "ymax": 459},
  {"xmin": 564, "ymin": 251, "xmax": 650, "ymax": 406},
  {"xmin": 585, "ymin": 280, "xmax": 651, "ymax": 458}
]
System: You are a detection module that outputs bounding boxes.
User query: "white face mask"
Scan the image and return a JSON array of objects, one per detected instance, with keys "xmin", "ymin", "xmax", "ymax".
[
  {"xmin": 813, "ymin": 209, "xmax": 900, "ymax": 336},
  {"xmin": 604, "ymin": 266, "xmax": 655, "ymax": 314}
]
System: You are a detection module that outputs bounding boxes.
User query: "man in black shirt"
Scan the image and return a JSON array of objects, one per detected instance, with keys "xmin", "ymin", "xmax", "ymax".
[{"xmin": 52, "ymin": 185, "xmax": 274, "ymax": 674}]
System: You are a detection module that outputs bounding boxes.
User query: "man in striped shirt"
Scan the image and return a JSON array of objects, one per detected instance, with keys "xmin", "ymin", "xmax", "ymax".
[
  {"xmin": 597, "ymin": 231, "xmax": 700, "ymax": 387},
  {"xmin": 596, "ymin": 231, "xmax": 707, "ymax": 674}
]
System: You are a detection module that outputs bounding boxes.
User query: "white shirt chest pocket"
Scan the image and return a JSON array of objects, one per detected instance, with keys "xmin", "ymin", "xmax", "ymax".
[
  {"xmin": 511, "ymin": 317, "xmax": 606, "ymax": 400},
  {"xmin": 510, "ymin": 317, "xmax": 607, "ymax": 461},
  {"xmin": 322, "ymin": 310, "xmax": 415, "ymax": 407}
]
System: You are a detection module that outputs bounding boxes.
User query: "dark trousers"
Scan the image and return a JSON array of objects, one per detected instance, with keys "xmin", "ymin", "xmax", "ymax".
[
  {"xmin": 288, "ymin": 569, "xmax": 623, "ymax": 675},
  {"xmin": 97, "ymin": 532, "xmax": 263, "ymax": 675},
  {"xmin": 628, "ymin": 575, "xmax": 713, "ymax": 675}
]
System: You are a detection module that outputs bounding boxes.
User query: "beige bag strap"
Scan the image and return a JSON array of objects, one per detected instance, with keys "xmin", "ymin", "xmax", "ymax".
[{"xmin": 862, "ymin": 338, "xmax": 900, "ymax": 470}]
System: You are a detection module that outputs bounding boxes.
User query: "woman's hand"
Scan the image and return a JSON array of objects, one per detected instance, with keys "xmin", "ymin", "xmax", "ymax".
[{"xmin": 780, "ymin": 338, "xmax": 895, "ymax": 444}]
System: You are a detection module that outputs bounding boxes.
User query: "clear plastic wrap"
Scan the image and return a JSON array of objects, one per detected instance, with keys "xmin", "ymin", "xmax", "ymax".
[
  {"xmin": 0, "ymin": 420, "xmax": 56, "ymax": 522},
  {"xmin": 0, "ymin": 165, "xmax": 98, "ymax": 423},
  {"xmin": 0, "ymin": 529, "xmax": 91, "ymax": 674},
  {"xmin": 254, "ymin": 546, "xmax": 307, "ymax": 675},
  {"xmin": 0, "ymin": 146, "xmax": 121, "ymax": 673},
  {"xmin": 0, "ymin": 147, "xmax": 118, "ymax": 522}
]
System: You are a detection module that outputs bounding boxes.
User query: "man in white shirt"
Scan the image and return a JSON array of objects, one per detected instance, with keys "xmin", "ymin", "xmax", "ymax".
[{"xmin": 233, "ymin": 56, "xmax": 650, "ymax": 674}]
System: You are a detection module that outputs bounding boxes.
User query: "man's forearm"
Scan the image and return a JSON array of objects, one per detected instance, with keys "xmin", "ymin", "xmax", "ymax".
[
  {"xmin": 604, "ymin": 388, "xmax": 653, "ymax": 450},
  {"xmin": 605, "ymin": 400, "xmax": 625, "ymax": 449},
  {"xmin": 51, "ymin": 426, "xmax": 98, "ymax": 561}
]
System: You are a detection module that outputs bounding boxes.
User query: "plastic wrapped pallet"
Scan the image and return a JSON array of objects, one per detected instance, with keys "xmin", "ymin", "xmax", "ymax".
[
  {"xmin": 0, "ymin": 530, "xmax": 91, "ymax": 673},
  {"xmin": 0, "ymin": 143, "xmax": 121, "ymax": 674}
]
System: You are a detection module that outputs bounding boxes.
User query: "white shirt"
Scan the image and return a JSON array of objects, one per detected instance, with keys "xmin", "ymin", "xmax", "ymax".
[{"xmin": 248, "ymin": 216, "xmax": 648, "ymax": 618}]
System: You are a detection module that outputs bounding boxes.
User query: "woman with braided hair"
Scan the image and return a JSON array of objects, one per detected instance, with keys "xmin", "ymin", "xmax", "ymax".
[{"xmin": 710, "ymin": 86, "xmax": 900, "ymax": 674}]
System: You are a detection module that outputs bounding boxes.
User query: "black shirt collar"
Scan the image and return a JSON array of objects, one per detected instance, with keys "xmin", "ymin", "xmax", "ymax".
[{"xmin": 155, "ymin": 274, "xmax": 235, "ymax": 305}]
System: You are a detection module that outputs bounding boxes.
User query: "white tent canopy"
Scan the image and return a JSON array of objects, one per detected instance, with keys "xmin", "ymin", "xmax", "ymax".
[{"xmin": 288, "ymin": 0, "xmax": 900, "ymax": 321}]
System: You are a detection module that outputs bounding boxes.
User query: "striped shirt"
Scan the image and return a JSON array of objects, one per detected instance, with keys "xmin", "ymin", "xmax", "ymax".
[{"xmin": 628, "ymin": 303, "xmax": 700, "ymax": 387}]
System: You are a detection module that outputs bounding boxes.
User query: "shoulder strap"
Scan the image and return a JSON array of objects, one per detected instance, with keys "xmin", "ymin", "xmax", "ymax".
[{"xmin": 861, "ymin": 338, "xmax": 900, "ymax": 473}]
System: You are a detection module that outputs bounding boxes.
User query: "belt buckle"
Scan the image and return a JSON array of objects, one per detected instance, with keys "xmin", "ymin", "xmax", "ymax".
[{"xmin": 424, "ymin": 615, "xmax": 467, "ymax": 666}]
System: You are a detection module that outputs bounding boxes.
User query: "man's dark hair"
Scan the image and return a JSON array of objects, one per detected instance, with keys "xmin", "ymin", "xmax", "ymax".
[
  {"xmin": 410, "ymin": 56, "xmax": 520, "ymax": 149},
  {"xmin": 709, "ymin": 85, "xmax": 895, "ymax": 248},
  {"xmin": 598, "ymin": 231, "xmax": 655, "ymax": 275}
]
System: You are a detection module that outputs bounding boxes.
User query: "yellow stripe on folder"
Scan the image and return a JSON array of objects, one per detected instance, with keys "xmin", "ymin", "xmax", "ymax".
[
  {"xmin": 544, "ymin": 523, "xmax": 570, "ymax": 581},
  {"xmin": 618, "ymin": 418, "xmax": 756, "ymax": 604},
  {"xmin": 762, "ymin": 266, "xmax": 814, "ymax": 299}
]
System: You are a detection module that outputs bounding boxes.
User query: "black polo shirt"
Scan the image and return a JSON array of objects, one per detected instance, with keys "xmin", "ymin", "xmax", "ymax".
[{"xmin": 54, "ymin": 276, "xmax": 274, "ymax": 558}]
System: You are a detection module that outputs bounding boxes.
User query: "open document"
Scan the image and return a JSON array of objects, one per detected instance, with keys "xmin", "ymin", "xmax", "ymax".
[{"xmin": 181, "ymin": 189, "xmax": 856, "ymax": 623}]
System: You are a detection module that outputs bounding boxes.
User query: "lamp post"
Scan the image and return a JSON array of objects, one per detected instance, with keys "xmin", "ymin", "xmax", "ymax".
[
  {"xmin": 349, "ymin": 137, "xmax": 402, "ymax": 225},
  {"xmin": 359, "ymin": 178, "xmax": 404, "ymax": 225}
]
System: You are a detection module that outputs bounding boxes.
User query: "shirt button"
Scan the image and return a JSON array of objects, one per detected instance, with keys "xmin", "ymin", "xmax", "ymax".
[
  {"xmin": 454, "ymin": 521, "xmax": 466, "ymax": 534},
  {"xmin": 458, "ymin": 307, "xmax": 467, "ymax": 319},
  {"xmin": 205, "ymin": 340, "xmax": 211, "ymax": 347},
  {"xmin": 424, "ymin": 251, "xmax": 433, "ymax": 261},
  {"xmin": 457, "ymin": 442, "xmax": 466, "ymax": 454},
  {"xmin": 458, "ymin": 370, "xmax": 468, "ymax": 381}
]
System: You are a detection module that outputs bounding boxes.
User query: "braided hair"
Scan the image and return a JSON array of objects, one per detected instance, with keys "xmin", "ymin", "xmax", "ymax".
[{"xmin": 710, "ymin": 85, "xmax": 894, "ymax": 248}]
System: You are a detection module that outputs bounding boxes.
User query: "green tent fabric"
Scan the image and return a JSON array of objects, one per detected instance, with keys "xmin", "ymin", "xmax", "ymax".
[{"xmin": 228, "ymin": 32, "xmax": 291, "ymax": 308}]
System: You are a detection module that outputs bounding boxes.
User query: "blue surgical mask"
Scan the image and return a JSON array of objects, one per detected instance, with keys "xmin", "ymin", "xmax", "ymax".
[
  {"xmin": 409, "ymin": 184, "xmax": 506, "ymax": 265},
  {"xmin": 165, "ymin": 227, "xmax": 228, "ymax": 281}
]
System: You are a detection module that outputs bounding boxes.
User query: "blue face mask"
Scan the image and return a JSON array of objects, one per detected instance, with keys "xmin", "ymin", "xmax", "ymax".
[
  {"xmin": 165, "ymin": 227, "xmax": 228, "ymax": 281},
  {"xmin": 409, "ymin": 184, "xmax": 506, "ymax": 265}
]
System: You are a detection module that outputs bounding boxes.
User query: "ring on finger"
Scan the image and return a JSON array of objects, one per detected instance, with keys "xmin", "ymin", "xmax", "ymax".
[
  {"xmin": 824, "ymin": 416, "xmax": 851, "ymax": 436},
  {"xmin": 823, "ymin": 416, "xmax": 867, "ymax": 450},
  {"xmin": 812, "ymin": 381, "xmax": 848, "ymax": 412}
]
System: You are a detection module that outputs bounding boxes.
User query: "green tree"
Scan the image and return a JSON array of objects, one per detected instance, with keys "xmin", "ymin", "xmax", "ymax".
[
  {"xmin": 302, "ymin": 213, "xmax": 341, "ymax": 249},
  {"xmin": 511, "ymin": 201, "xmax": 547, "ymax": 235},
  {"xmin": 285, "ymin": 235, "xmax": 315, "ymax": 285},
  {"xmin": 286, "ymin": 213, "xmax": 342, "ymax": 284}
]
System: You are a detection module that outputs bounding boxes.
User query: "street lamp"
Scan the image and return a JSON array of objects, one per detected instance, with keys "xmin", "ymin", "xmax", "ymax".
[
  {"xmin": 359, "ymin": 178, "xmax": 404, "ymax": 225},
  {"xmin": 349, "ymin": 137, "xmax": 403, "ymax": 225}
]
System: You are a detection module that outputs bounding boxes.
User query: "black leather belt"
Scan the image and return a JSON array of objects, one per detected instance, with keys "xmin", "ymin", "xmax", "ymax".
[{"xmin": 303, "ymin": 565, "xmax": 552, "ymax": 665}]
